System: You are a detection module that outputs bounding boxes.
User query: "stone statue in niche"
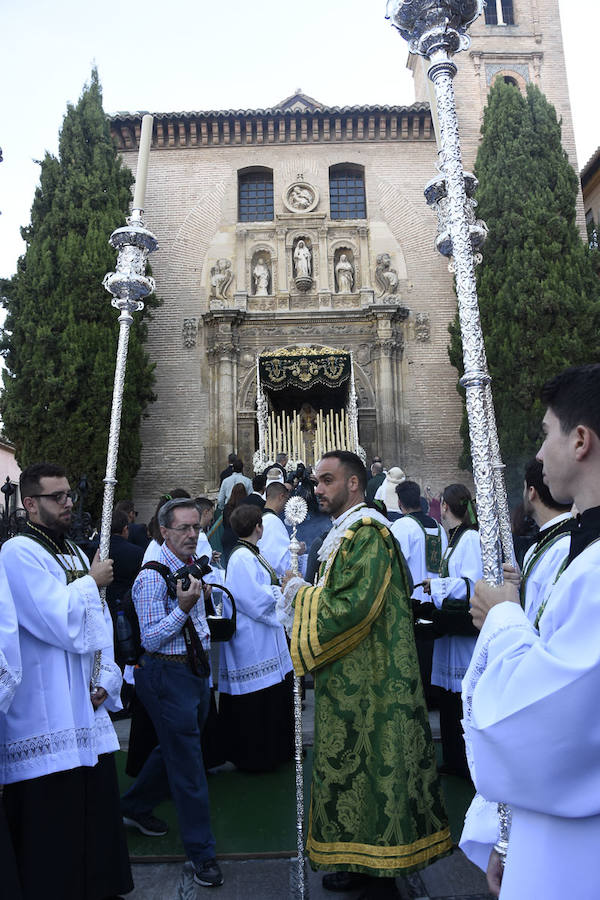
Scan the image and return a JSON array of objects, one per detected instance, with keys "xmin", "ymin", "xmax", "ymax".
[
  {"xmin": 252, "ymin": 257, "xmax": 271, "ymax": 296},
  {"xmin": 335, "ymin": 254, "xmax": 354, "ymax": 293},
  {"xmin": 294, "ymin": 239, "xmax": 312, "ymax": 278},
  {"xmin": 375, "ymin": 252, "xmax": 399, "ymax": 299},
  {"xmin": 210, "ymin": 258, "xmax": 233, "ymax": 303}
]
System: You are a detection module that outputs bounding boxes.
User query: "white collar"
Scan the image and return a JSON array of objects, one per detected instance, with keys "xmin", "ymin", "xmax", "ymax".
[{"xmin": 538, "ymin": 511, "xmax": 572, "ymax": 533}]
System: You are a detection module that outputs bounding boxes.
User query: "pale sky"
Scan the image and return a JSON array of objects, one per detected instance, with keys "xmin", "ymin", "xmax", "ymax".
[{"xmin": 1, "ymin": 0, "xmax": 598, "ymax": 280}]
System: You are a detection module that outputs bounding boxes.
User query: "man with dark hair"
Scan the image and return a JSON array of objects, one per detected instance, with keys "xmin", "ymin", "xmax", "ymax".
[
  {"xmin": 465, "ymin": 364, "xmax": 600, "ymax": 900},
  {"xmin": 240, "ymin": 473, "xmax": 267, "ymax": 509},
  {"xmin": 217, "ymin": 458, "xmax": 252, "ymax": 509},
  {"xmin": 229, "ymin": 502, "xmax": 262, "ymax": 537},
  {"xmin": 115, "ymin": 499, "xmax": 149, "ymax": 550},
  {"xmin": 258, "ymin": 481, "xmax": 303, "ymax": 579},
  {"xmin": 107, "ymin": 508, "xmax": 144, "ymax": 623},
  {"xmin": 366, "ymin": 460, "xmax": 385, "ymax": 503},
  {"xmin": 120, "ymin": 498, "xmax": 222, "ymax": 888},
  {"xmin": 391, "ymin": 480, "xmax": 447, "ymax": 604},
  {"xmin": 219, "ymin": 452, "xmax": 238, "ymax": 485},
  {"xmin": 280, "ymin": 452, "xmax": 451, "ymax": 898},
  {"xmin": 0, "ymin": 462, "xmax": 133, "ymax": 898}
]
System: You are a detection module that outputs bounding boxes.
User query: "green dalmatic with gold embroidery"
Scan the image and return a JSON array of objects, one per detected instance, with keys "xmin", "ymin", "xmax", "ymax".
[{"xmin": 291, "ymin": 514, "xmax": 451, "ymax": 876}]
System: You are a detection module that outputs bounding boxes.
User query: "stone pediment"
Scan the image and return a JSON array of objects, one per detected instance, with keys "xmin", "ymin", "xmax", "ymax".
[{"xmin": 276, "ymin": 91, "xmax": 324, "ymax": 113}]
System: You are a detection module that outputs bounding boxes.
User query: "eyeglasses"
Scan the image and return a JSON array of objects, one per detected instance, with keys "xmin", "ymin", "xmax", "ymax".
[
  {"xmin": 29, "ymin": 491, "xmax": 78, "ymax": 506},
  {"xmin": 166, "ymin": 523, "xmax": 202, "ymax": 534}
]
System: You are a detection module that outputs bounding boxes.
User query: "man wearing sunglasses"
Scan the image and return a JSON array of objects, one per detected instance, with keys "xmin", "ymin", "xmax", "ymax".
[
  {"xmin": 120, "ymin": 497, "xmax": 223, "ymax": 889},
  {"xmin": 0, "ymin": 462, "xmax": 133, "ymax": 899}
]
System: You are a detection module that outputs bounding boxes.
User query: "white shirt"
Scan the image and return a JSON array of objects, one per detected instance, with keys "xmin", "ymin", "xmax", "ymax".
[
  {"xmin": 0, "ymin": 534, "xmax": 120, "ymax": 784},
  {"xmin": 461, "ymin": 535, "xmax": 600, "ymax": 899},
  {"xmin": 220, "ymin": 545, "xmax": 292, "ymax": 695},
  {"xmin": 258, "ymin": 510, "xmax": 292, "ymax": 579},
  {"xmin": 391, "ymin": 514, "xmax": 448, "ymax": 602}
]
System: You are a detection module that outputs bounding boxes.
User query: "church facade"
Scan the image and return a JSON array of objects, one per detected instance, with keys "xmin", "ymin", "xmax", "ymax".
[{"xmin": 109, "ymin": 0, "xmax": 582, "ymax": 512}]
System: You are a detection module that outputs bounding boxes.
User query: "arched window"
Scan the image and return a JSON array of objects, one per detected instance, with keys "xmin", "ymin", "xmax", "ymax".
[
  {"xmin": 238, "ymin": 168, "xmax": 274, "ymax": 222},
  {"xmin": 329, "ymin": 164, "xmax": 366, "ymax": 220},
  {"xmin": 484, "ymin": 0, "xmax": 514, "ymax": 25},
  {"xmin": 503, "ymin": 76, "xmax": 518, "ymax": 87}
]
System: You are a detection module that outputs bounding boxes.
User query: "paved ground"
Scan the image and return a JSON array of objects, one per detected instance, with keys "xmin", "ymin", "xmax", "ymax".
[
  {"xmin": 126, "ymin": 852, "xmax": 493, "ymax": 899},
  {"xmin": 116, "ymin": 691, "xmax": 493, "ymax": 899}
]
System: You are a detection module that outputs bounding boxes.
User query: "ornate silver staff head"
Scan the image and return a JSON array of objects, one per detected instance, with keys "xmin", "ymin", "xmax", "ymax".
[
  {"xmin": 386, "ymin": 0, "xmax": 483, "ymax": 57},
  {"xmin": 285, "ymin": 496, "xmax": 308, "ymax": 577}
]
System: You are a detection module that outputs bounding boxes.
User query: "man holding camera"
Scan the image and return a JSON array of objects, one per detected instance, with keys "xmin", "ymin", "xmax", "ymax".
[{"xmin": 120, "ymin": 498, "xmax": 222, "ymax": 889}]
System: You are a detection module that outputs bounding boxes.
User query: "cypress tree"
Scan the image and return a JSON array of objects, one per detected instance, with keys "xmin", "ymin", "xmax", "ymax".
[
  {"xmin": 448, "ymin": 80, "xmax": 600, "ymax": 498},
  {"xmin": 0, "ymin": 69, "xmax": 157, "ymax": 516}
]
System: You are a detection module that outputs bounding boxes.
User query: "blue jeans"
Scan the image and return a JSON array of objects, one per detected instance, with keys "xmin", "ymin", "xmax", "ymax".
[{"xmin": 121, "ymin": 655, "xmax": 216, "ymax": 865}]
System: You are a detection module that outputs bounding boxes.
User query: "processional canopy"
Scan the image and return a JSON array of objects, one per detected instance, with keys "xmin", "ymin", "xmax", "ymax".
[{"xmin": 254, "ymin": 346, "xmax": 364, "ymax": 473}]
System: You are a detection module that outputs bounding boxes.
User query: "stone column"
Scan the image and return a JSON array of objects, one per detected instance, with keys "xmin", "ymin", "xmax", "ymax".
[
  {"xmin": 276, "ymin": 227, "xmax": 289, "ymax": 301},
  {"xmin": 370, "ymin": 309, "xmax": 404, "ymax": 461},
  {"xmin": 204, "ymin": 312, "xmax": 243, "ymax": 482}
]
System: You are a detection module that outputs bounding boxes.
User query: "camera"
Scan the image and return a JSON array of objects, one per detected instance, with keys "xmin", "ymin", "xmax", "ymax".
[{"xmin": 172, "ymin": 555, "xmax": 212, "ymax": 591}]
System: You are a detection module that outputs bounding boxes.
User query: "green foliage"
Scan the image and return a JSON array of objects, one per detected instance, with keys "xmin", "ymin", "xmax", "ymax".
[
  {"xmin": 448, "ymin": 81, "xmax": 600, "ymax": 499},
  {"xmin": 0, "ymin": 69, "xmax": 158, "ymax": 516}
]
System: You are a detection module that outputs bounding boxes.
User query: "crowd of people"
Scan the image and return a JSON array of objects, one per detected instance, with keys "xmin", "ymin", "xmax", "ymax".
[{"xmin": 1, "ymin": 363, "xmax": 600, "ymax": 899}]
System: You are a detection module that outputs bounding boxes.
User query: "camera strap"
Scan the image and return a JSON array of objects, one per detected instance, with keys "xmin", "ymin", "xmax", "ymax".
[{"xmin": 141, "ymin": 561, "xmax": 210, "ymax": 677}]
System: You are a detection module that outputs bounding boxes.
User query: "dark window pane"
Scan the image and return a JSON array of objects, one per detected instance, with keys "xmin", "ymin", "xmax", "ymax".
[
  {"xmin": 501, "ymin": 0, "xmax": 514, "ymax": 24},
  {"xmin": 484, "ymin": 4, "xmax": 498, "ymax": 24},
  {"xmin": 238, "ymin": 170, "xmax": 274, "ymax": 222},
  {"xmin": 329, "ymin": 167, "xmax": 366, "ymax": 220}
]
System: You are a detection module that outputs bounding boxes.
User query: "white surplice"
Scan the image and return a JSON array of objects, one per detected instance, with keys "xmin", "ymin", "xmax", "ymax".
[
  {"xmin": 429, "ymin": 528, "xmax": 483, "ymax": 692},
  {"xmin": 391, "ymin": 515, "xmax": 448, "ymax": 602},
  {"xmin": 258, "ymin": 510, "xmax": 292, "ymax": 579},
  {"xmin": 0, "ymin": 560, "xmax": 21, "ymax": 714},
  {"xmin": 0, "ymin": 535, "xmax": 120, "ymax": 784},
  {"xmin": 460, "ymin": 514, "xmax": 571, "ymax": 872},
  {"xmin": 462, "ymin": 539, "xmax": 600, "ymax": 899},
  {"xmin": 220, "ymin": 545, "xmax": 292, "ymax": 695}
]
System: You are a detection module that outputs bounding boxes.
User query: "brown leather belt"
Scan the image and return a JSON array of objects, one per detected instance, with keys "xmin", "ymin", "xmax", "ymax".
[{"xmin": 150, "ymin": 652, "xmax": 189, "ymax": 665}]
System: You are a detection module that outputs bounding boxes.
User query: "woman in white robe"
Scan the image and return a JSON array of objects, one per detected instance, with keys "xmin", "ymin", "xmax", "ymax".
[{"xmin": 219, "ymin": 504, "xmax": 294, "ymax": 772}]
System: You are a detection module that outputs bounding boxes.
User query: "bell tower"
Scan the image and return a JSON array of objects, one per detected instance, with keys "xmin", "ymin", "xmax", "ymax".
[{"xmin": 408, "ymin": 0, "xmax": 583, "ymax": 224}]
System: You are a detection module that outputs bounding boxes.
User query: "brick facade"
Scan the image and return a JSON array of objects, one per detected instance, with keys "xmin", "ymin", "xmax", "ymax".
[{"xmin": 109, "ymin": 0, "xmax": 583, "ymax": 517}]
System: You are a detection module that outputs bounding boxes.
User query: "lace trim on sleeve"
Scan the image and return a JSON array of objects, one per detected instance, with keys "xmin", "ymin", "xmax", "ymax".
[
  {"xmin": 277, "ymin": 576, "xmax": 307, "ymax": 635},
  {"xmin": 0, "ymin": 652, "xmax": 22, "ymax": 713},
  {"xmin": 462, "ymin": 619, "xmax": 532, "ymax": 780},
  {"xmin": 76, "ymin": 577, "xmax": 110, "ymax": 653},
  {"xmin": 97, "ymin": 658, "xmax": 123, "ymax": 711}
]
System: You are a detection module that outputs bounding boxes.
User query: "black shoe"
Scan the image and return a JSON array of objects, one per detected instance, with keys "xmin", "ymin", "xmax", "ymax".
[
  {"xmin": 122, "ymin": 811, "xmax": 168, "ymax": 836},
  {"xmin": 322, "ymin": 871, "xmax": 372, "ymax": 892},
  {"xmin": 193, "ymin": 858, "xmax": 224, "ymax": 887}
]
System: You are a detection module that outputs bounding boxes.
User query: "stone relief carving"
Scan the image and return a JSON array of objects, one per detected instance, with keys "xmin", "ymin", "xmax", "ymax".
[
  {"xmin": 252, "ymin": 255, "xmax": 271, "ymax": 296},
  {"xmin": 182, "ymin": 317, "xmax": 198, "ymax": 348},
  {"xmin": 210, "ymin": 258, "xmax": 233, "ymax": 303},
  {"xmin": 283, "ymin": 181, "xmax": 319, "ymax": 214},
  {"xmin": 335, "ymin": 253, "xmax": 354, "ymax": 294},
  {"xmin": 293, "ymin": 238, "xmax": 313, "ymax": 292},
  {"xmin": 375, "ymin": 253, "xmax": 399, "ymax": 299},
  {"xmin": 415, "ymin": 312, "xmax": 431, "ymax": 342}
]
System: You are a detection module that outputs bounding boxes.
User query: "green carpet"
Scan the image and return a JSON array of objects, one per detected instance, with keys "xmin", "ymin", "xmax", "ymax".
[
  {"xmin": 117, "ymin": 749, "xmax": 311, "ymax": 859},
  {"xmin": 117, "ymin": 744, "xmax": 474, "ymax": 860}
]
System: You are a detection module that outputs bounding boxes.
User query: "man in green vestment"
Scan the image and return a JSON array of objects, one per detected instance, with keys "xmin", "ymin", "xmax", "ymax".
[{"xmin": 281, "ymin": 451, "xmax": 451, "ymax": 898}]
